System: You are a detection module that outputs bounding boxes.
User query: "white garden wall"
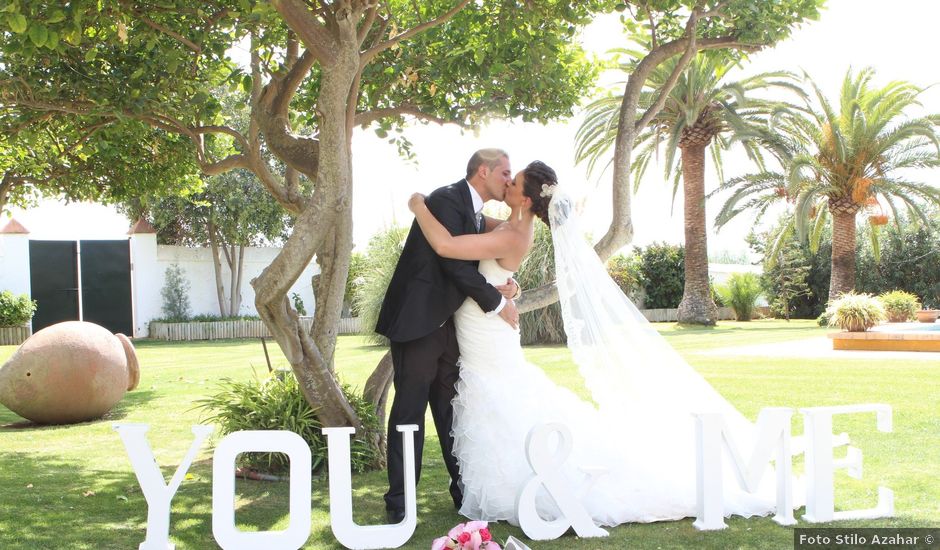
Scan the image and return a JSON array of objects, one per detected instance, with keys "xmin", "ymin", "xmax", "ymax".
[
  {"xmin": 130, "ymin": 233, "xmax": 318, "ymax": 337},
  {"xmin": 1, "ymin": 222, "xmax": 318, "ymax": 338},
  {"xmin": 0, "ymin": 232, "xmax": 30, "ymax": 297}
]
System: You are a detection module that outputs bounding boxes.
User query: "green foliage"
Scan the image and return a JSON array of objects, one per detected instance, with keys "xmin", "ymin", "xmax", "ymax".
[
  {"xmin": 856, "ymin": 212, "xmax": 940, "ymax": 309},
  {"xmin": 748, "ymin": 219, "xmax": 831, "ymax": 319},
  {"xmin": 344, "ymin": 252, "xmax": 366, "ymax": 318},
  {"xmin": 637, "ymin": 243, "xmax": 685, "ymax": 309},
  {"xmin": 716, "ymin": 273, "xmax": 762, "ymax": 321},
  {"xmin": 878, "ymin": 291, "xmax": 921, "ymax": 323},
  {"xmin": 354, "ymin": 226, "xmax": 409, "ymax": 346},
  {"xmin": 291, "ymin": 293, "xmax": 307, "ymax": 317},
  {"xmin": 150, "ymin": 314, "xmax": 262, "ymax": 323},
  {"xmin": 160, "ymin": 264, "xmax": 191, "ymax": 322},
  {"xmin": 606, "ymin": 253, "xmax": 642, "ymax": 300},
  {"xmin": 578, "ymin": 51, "xmax": 799, "ymax": 194},
  {"xmin": 0, "ymin": 115, "xmax": 200, "ymax": 216},
  {"xmin": 767, "ymin": 239, "xmax": 812, "ymax": 320},
  {"xmin": 517, "ymin": 223, "xmax": 564, "ymax": 345},
  {"xmin": 0, "ymin": 290, "xmax": 37, "ymax": 327},
  {"xmin": 716, "ymin": 68, "xmax": 940, "ymax": 293},
  {"xmin": 196, "ymin": 370, "xmax": 380, "ymax": 474},
  {"xmin": 826, "ymin": 292, "xmax": 886, "ymax": 332}
]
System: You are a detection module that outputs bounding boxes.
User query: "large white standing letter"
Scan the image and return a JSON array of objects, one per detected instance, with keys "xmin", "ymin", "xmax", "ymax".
[
  {"xmin": 212, "ymin": 430, "xmax": 312, "ymax": 549},
  {"xmin": 323, "ymin": 424, "xmax": 418, "ymax": 549},
  {"xmin": 516, "ymin": 423, "xmax": 608, "ymax": 540},
  {"xmin": 113, "ymin": 423, "xmax": 214, "ymax": 550},
  {"xmin": 801, "ymin": 404, "xmax": 893, "ymax": 522},
  {"xmin": 693, "ymin": 408, "xmax": 795, "ymax": 531}
]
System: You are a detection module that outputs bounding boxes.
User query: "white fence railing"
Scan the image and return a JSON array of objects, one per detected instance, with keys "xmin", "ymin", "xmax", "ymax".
[
  {"xmin": 149, "ymin": 317, "xmax": 360, "ymax": 341},
  {"xmin": 0, "ymin": 325, "xmax": 30, "ymax": 346}
]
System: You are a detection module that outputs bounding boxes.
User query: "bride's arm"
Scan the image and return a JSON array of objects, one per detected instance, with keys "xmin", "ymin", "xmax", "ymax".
[{"xmin": 409, "ymin": 193, "xmax": 519, "ymax": 261}]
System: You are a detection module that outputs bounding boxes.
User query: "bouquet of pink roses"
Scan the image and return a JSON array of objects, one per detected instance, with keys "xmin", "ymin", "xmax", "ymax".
[{"xmin": 432, "ymin": 521, "xmax": 501, "ymax": 550}]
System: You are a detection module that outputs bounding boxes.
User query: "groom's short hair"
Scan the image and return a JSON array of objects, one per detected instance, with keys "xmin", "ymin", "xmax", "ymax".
[{"xmin": 466, "ymin": 148, "xmax": 508, "ymax": 180}]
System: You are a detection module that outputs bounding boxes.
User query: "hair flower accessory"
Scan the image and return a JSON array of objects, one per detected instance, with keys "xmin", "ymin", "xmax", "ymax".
[
  {"xmin": 432, "ymin": 521, "xmax": 501, "ymax": 550},
  {"xmin": 539, "ymin": 183, "xmax": 557, "ymax": 198}
]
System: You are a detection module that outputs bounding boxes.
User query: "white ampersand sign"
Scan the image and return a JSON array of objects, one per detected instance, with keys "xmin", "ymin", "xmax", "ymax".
[{"xmin": 515, "ymin": 422, "xmax": 609, "ymax": 540}]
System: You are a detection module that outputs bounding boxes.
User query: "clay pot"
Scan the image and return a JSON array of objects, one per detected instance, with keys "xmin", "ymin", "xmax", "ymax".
[
  {"xmin": 0, "ymin": 321, "xmax": 139, "ymax": 424},
  {"xmin": 915, "ymin": 310, "xmax": 939, "ymax": 323}
]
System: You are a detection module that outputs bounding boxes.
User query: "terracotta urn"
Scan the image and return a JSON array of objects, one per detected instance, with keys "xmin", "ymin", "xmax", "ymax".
[
  {"xmin": 915, "ymin": 309, "xmax": 939, "ymax": 323},
  {"xmin": 0, "ymin": 321, "xmax": 140, "ymax": 424}
]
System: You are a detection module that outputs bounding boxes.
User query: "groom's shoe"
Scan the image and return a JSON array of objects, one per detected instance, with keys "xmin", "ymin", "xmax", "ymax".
[{"xmin": 386, "ymin": 509, "xmax": 405, "ymax": 524}]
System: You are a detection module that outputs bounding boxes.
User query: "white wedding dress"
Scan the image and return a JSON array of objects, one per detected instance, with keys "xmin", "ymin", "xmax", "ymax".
[{"xmin": 450, "ymin": 191, "xmax": 780, "ymax": 527}]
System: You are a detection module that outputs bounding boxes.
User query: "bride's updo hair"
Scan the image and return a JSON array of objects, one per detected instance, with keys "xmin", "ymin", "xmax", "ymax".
[{"xmin": 522, "ymin": 160, "xmax": 558, "ymax": 225}]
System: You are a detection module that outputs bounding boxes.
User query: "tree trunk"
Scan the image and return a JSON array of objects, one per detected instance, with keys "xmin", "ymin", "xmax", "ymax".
[
  {"xmin": 251, "ymin": 22, "xmax": 362, "ymax": 430},
  {"xmin": 676, "ymin": 142, "xmax": 718, "ymax": 325},
  {"xmin": 0, "ymin": 173, "xmax": 13, "ymax": 217},
  {"xmin": 829, "ymin": 208, "xmax": 858, "ymax": 298},
  {"xmin": 208, "ymin": 221, "xmax": 229, "ymax": 317},
  {"xmin": 231, "ymin": 244, "xmax": 245, "ymax": 315},
  {"xmin": 363, "ymin": 351, "xmax": 394, "ymax": 466}
]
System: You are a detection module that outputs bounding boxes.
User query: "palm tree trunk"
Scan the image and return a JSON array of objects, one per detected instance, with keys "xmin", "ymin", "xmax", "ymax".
[
  {"xmin": 829, "ymin": 209, "xmax": 857, "ymax": 298},
  {"xmin": 676, "ymin": 142, "xmax": 718, "ymax": 325}
]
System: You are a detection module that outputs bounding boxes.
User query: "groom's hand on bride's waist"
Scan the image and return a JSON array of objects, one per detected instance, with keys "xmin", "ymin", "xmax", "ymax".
[{"xmin": 498, "ymin": 299, "xmax": 519, "ymax": 330}]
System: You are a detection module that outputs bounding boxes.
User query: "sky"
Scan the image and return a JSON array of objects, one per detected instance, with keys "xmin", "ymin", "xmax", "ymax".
[{"xmin": 8, "ymin": 0, "xmax": 940, "ymax": 258}]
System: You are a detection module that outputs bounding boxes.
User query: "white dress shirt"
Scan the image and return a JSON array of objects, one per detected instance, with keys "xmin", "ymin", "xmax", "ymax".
[{"xmin": 464, "ymin": 179, "xmax": 507, "ymax": 316}]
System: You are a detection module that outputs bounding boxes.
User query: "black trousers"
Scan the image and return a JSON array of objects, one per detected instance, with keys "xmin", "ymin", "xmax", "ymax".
[{"xmin": 384, "ymin": 318, "xmax": 462, "ymax": 513}]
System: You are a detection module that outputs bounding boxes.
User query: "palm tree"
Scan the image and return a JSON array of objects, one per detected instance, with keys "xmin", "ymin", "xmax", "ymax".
[
  {"xmin": 715, "ymin": 67, "xmax": 940, "ymax": 298},
  {"xmin": 577, "ymin": 51, "xmax": 799, "ymax": 324}
]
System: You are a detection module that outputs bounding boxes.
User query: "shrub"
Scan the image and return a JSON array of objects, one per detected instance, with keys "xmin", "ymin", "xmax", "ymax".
[
  {"xmin": 517, "ymin": 223, "xmax": 564, "ymax": 345},
  {"xmin": 196, "ymin": 370, "xmax": 381, "ymax": 474},
  {"xmin": 878, "ymin": 290, "xmax": 920, "ymax": 322},
  {"xmin": 160, "ymin": 264, "xmax": 191, "ymax": 322},
  {"xmin": 716, "ymin": 273, "xmax": 762, "ymax": 321},
  {"xmin": 344, "ymin": 252, "xmax": 366, "ymax": 317},
  {"xmin": 826, "ymin": 292, "xmax": 886, "ymax": 332},
  {"xmin": 0, "ymin": 291, "xmax": 37, "ymax": 327},
  {"xmin": 856, "ymin": 212, "xmax": 940, "ymax": 307},
  {"xmin": 606, "ymin": 253, "xmax": 642, "ymax": 299},
  {"xmin": 637, "ymin": 243, "xmax": 685, "ymax": 309},
  {"xmin": 291, "ymin": 292, "xmax": 307, "ymax": 316},
  {"xmin": 355, "ymin": 226, "xmax": 409, "ymax": 345}
]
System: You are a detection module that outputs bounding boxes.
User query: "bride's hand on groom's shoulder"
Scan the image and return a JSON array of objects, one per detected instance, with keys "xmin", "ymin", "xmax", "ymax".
[
  {"xmin": 495, "ymin": 278, "xmax": 520, "ymax": 300},
  {"xmin": 408, "ymin": 193, "xmax": 426, "ymax": 213}
]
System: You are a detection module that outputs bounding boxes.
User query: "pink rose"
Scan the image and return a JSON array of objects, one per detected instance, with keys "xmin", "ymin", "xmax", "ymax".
[
  {"xmin": 465, "ymin": 521, "xmax": 489, "ymax": 532},
  {"xmin": 448, "ymin": 523, "xmax": 466, "ymax": 540},
  {"xmin": 480, "ymin": 528, "xmax": 491, "ymax": 542},
  {"xmin": 457, "ymin": 532, "xmax": 471, "ymax": 544}
]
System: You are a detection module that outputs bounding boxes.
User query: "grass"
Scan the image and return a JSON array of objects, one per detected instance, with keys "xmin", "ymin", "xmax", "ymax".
[{"xmin": 0, "ymin": 320, "xmax": 937, "ymax": 549}]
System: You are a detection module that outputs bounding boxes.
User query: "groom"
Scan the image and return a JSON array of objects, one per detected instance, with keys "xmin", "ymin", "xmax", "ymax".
[{"xmin": 376, "ymin": 148, "xmax": 520, "ymax": 523}]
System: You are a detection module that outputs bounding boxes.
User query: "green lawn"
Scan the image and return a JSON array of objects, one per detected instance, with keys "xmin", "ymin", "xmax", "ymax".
[{"xmin": 1, "ymin": 320, "xmax": 937, "ymax": 549}]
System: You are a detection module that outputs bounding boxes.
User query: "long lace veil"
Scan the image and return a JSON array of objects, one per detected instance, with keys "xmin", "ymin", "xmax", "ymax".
[{"xmin": 548, "ymin": 188, "xmax": 751, "ymax": 433}]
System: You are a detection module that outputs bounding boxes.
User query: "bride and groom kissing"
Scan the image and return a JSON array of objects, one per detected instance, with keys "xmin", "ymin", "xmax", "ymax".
[{"xmin": 375, "ymin": 148, "xmax": 775, "ymax": 530}]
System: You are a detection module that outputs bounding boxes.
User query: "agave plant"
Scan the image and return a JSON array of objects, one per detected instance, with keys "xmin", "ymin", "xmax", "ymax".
[
  {"xmin": 715, "ymin": 67, "xmax": 940, "ymax": 298},
  {"xmin": 354, "ymin": 226, "xmax": 409, "ymax": 346},
  {"xmin": 826, "ymin": 292, "xmax": 886, "ymax": 332},
  {"xmin": 576, "ymin": 51, "xmax": 800, "ymax": 324}
]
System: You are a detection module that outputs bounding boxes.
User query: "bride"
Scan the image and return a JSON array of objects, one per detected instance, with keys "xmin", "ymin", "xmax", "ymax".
[{"xmin": 407, "ymin": 161, "xmax": 777, "ymax": 526}]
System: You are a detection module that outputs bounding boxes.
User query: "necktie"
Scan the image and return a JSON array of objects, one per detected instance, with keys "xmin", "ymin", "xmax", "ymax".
[{"xmin": 475, "ymin": 211, "xmax": 484, "ymax": 233}]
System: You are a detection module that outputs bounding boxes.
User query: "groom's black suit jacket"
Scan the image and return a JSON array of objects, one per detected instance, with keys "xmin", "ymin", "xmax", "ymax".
[{"xmin": 376, "ymin": 180, "xmax": 502, "ymax": 343}]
